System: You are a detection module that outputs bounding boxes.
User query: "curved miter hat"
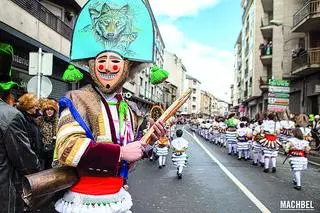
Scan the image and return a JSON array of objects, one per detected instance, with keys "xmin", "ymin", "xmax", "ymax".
[{"xmin": 70, "ymin": 0, "xmax": 155, "ymax": 64}]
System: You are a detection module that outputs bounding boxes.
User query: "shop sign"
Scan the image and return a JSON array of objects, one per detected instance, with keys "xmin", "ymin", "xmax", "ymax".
[
  {"xmin": 267, "ymin": 104, "xmax": 288, "ymax": 112},
  {"xmin": 268, "ymin": 79, "xmax": 290, "ymax": 87},
  {"xmin": 268, "ymin": 98, "xmax": 289, "ymax": 105},
  {"xmin": 13, "ymin": 54, "xmax": 29, "ymax": 67},
  {"xmin": 269, "ymin": 86, "xmax": 290, "ymax": 93},
  {"xmin": 268, "ymin": 92, "xmax": 290, "ymax": 98}
]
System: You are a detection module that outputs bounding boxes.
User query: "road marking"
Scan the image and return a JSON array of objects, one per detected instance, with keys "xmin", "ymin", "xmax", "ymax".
[{"xmin": 184, "ymin": 129, "xmax": 271, "ymax": 213}]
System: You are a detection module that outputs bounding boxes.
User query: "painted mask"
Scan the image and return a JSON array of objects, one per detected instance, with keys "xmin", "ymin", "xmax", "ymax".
[{"xmin": 90, "ymin": 52, "xmax": 129, "ymax": 94}]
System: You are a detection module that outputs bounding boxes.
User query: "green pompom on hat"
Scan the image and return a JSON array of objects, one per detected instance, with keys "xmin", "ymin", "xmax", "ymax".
[
  {"xmin": 227, "ymin": 118, "xmax": 237, "ymax": 127},
  {"xmin": 150, "ymin": 66, "xmax": 169, "ymax": 85},
  {"xmin": 62, "ymin": 64, "xmax": 84, "ymax": 82},
  {"xmin": 0, "ymin": 43, "xmax": 17, "ymax": 92}
]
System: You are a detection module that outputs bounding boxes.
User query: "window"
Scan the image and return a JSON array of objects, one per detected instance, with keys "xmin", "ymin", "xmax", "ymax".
[
  {"xmin": 140, "ymin": 77, "xmax": 143, "ymax": 86},
  {"xmin": 193, "ymin": 80, "xmax": 197, "ymax": 85},
  {"xmin": 192, "ymin": 105, "xmax": 196, "ymax": 110},
  {"xmin": 193, "ymin": 97, "xmax": 196, "ymax": 102},
  {"xmin": 193, "ymin": 89, "xmax": 196, "ymax": 94}
]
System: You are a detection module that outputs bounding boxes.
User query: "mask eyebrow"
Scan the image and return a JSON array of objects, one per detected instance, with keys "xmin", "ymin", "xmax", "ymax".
[{"xmin": 109, "ymin": 55, "xmax": 122, "ymax": 60}]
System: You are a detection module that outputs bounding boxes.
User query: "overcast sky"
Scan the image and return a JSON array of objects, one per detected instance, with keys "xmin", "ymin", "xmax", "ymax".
[{"xmin": 149, "ymin": 0, "xmax": 242, "ymax": 102}]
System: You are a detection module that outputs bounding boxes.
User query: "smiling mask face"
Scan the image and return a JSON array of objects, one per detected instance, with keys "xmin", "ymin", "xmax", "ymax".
[{"xmin": 89, "ymin": 52, "xmax": 129, "ymax": 94}]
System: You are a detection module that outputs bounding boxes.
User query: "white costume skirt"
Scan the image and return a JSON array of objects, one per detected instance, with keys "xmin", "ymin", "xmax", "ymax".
[
  {"xmin": 172, "ymin": 153, "xmax": 188, "ymax": 167},
  {"xmin": 252, "ymin": 142, "xmax": 263, "ymax": 153},
  {"xmin": 289, "ymin": 157, "xmax": 308, "ymax": 171},
  {"xmin": 55, "ymin": 188, "xmax": 132, "ymax": 213},
  {"xmin": 156, "ymin": 146, "xmax": 169, "ymax": 156},
  {"xmin": 263, "ymin": 148, "xmax": 278, "ymax": 157},
  {"xmin": 237, "ymin": 142, "xmax": 250, "ymax": 151}
]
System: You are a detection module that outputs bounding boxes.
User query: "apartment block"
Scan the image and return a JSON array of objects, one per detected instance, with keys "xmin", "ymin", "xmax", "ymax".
[{"xmin": 184, "ymin": 75, "xmax": 201, "ymax": 116}]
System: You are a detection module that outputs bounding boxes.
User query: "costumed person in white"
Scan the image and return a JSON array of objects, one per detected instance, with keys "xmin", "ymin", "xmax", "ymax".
[
  {"xmin": 225, "ymin": 117, "xmax": 238, "ymax": 156},
  {"xmin": 171, "ymin": 129, "xmax": 189, "ymax": 179},
  {"xmin": 285, "ymin": 128, "xmax": 311, "ymax": 190},
  {"xmin": 156, "ymin": 136, "xmax": 170, "ymax": 169},
  {"xmin": 252, "ymin": 120, "xmax": 265, "ymax": 167},
  {"xmin": 279, "ymin": 112, "xmax": 295, "ymax": 144},
  {"xmin": 237, "ymin": 123, "xmax": 250, "ymax": 160},
  {"xmin": 260, "ymin": 113, "xmax": 282, "ymax": 173}
]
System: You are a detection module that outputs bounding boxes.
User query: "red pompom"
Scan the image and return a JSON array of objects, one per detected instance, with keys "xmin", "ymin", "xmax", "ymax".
[{"xmin": 113, "ymin": 65, "xmax": 119, "ymax": 71}]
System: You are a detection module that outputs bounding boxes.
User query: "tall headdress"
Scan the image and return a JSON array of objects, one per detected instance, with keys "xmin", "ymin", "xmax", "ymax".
[{"xmin": 70, "ymin": 0, "xmax": 155, "ymax": 64}]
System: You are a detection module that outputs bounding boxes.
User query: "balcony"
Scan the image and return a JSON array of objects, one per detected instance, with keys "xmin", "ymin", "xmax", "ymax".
[
  {"xmin": 260, "ymin": 18, "xmax": 273, "ymax": 39},
  {"xmin": 260, "ymin": 43, "xmax": 273, "ymax": 66},
  {"xmin": 292, "ymin": 0, "xmax": 320, "ymax": 32},
  {"xmin": 261, "ymin": 0, "xmax": 273, "ymax": 12},
  {"xmin": 259, "ymin": 76, "xmax": 269, "ymax": 91},
  {"xmin": 291, "ymin": 48, "xmax": 320, "ymax": 75}
]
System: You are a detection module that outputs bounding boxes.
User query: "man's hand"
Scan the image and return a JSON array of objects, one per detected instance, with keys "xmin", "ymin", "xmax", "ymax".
[
  {"xmin": 120, "ymin": 141, "xmax": 144, "ymax": 162},
  {"xmin": 149, "ymin": 119, "xmax": 167, "ymax": 143}
]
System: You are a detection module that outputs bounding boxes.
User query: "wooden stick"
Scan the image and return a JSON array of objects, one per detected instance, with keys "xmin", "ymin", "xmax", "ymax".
[{"xmin": 141, "ymin": 89, "xmax": 192, "ymax": 145}]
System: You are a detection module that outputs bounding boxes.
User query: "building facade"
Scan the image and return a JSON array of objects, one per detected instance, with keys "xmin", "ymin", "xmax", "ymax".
[
  {"xmin": 288, "ymin": 0, "xmax": 320, "ymax": 114},
  {"xmin": 233, "ymin": 0, "xmax": 315, "ymax": 118},
  {"xmin": 200, "ymin": 90, "xmax": 212, "ymax": 118},
  {"xmin": 184, "ymin": 75, "xmax": 201, "ymax": 116},
  {"xmin": 0, "ymin": 0, "xmax": 82, "ymax": 100}
]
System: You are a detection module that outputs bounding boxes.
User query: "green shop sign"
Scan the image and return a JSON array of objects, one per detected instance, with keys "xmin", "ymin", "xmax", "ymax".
[{"xmin": 268, "ymin": 79, "xmax": 290, "ymax": 87}]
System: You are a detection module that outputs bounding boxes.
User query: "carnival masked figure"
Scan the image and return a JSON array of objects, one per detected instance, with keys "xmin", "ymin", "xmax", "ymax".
[{"xmin": 54, "ymin": 1, "xmax": 166, "ymax": 212}]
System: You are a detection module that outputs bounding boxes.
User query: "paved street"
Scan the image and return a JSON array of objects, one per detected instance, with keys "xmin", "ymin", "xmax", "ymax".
[{"xmin": 128, "ymin": 125, "xmax": 320, "ymax": 213}]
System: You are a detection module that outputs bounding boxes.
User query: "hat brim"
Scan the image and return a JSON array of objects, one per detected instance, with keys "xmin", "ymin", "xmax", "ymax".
[{"xmin": 0, "ymin": 81, "xmax": 17, "ymax": 92}]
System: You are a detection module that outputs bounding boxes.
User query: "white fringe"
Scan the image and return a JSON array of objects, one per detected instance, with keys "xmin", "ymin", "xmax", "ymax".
[{"xmin": 55, "ymin": 188, "xmax": 132, "ymax": 213}]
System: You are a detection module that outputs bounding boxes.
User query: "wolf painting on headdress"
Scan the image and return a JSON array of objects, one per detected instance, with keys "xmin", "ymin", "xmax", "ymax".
[{"xmin": 84, "ymin": 3, "xmax": 137, "ymax": 54}]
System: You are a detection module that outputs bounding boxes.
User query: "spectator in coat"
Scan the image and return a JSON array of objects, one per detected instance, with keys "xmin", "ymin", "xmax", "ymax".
[
  {"xmin": 0, "ymin": 42, "xmax": 40, "ymax": 213},
  {"xmin": 16, "ymin": 93, "xmax": 44, "ymax": 169}
]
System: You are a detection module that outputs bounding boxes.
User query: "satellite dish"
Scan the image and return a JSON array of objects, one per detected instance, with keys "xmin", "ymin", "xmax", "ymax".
[
  {"xmin": 27, "ymin": 76, "xmax": 53, "ymax": 98},
  {"xmin": 125, "ymin": 92, "xmax": 133, "ymax": 99}
]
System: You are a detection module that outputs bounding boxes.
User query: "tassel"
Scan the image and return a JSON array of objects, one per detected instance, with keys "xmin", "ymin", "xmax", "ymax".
[
  {"xmin": 150, "ymin": 65, "xmax": 169, "ymax": 85},
  {"xmin": 62, "ymin": 65, "xmax": 83, "ymax": 82},
  {"xmin": 118, "ymin": 100, "xmax": 128, "ymax": 134}
]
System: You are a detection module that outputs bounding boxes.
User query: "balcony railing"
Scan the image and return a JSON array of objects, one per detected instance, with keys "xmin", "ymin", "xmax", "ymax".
[
  {"xmin": 293, "ymin": 0, "xmax": 320, "ymax": 27},
  {"xmin": 292, "ymin": 48, "xmax": 320, "ymax": 72},
  {"xmin": 11, "ymin": 0, "xmax": 72, "ymax": 40}
]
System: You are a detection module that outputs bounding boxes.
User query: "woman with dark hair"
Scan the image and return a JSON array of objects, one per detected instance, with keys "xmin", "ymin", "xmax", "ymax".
[{"xmin": 285, "ymin": 128, "xmax": 310, "ymax": 190}]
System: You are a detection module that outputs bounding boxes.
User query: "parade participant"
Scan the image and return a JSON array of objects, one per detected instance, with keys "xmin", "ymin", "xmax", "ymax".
[
  {"xmin": 252, "ymin": 120, "xmax": 264, "ymax": 166},
  {"xmin": 0, "ymin": 42, "xmax": 40, "ymax": 213},
  {"xmin": 225, "ymin": 117, "xmax": 238, "ymax": 155},
  {"xmin": 237, "ymin": 122, "xmax": 250, "ymax": 160},
  {"xmin": 312, "ymin": 115, "xmax": 320, "ymax": 132},
  {"xmin": 156, "ymin": 136, "xmax": 170, "ymax": 169},
  {"xmin": 37, "ymin": 99, "xmax": 59, "ymax": 169},
  {"xmin": 211, "ymin": 117, "xmax": 220, "ymax": 144},
  {"xmin": 171, "ymin": 129, "xmax": 189, "ymax": 179},
  {"xmin": 53, "ymin": 1, "xmax": 166, "ymax": 212},
  {"xmin": 218, "ymin": 117, "xmax": 227, "ymax": 147},
  {"xmin": 279, "ymin": 113, "xmax": 295, "ymax": 143},
  {"xmin": 260, "ymin": 113, "xmax": 281, "ymax": 173},
  {"xmin": 285, "ymin": 128, "xmax": 311, "ymax": 190},
  {"xmin": 296, "ymin": 114, "xmax": 313, "ymax": 142}
]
